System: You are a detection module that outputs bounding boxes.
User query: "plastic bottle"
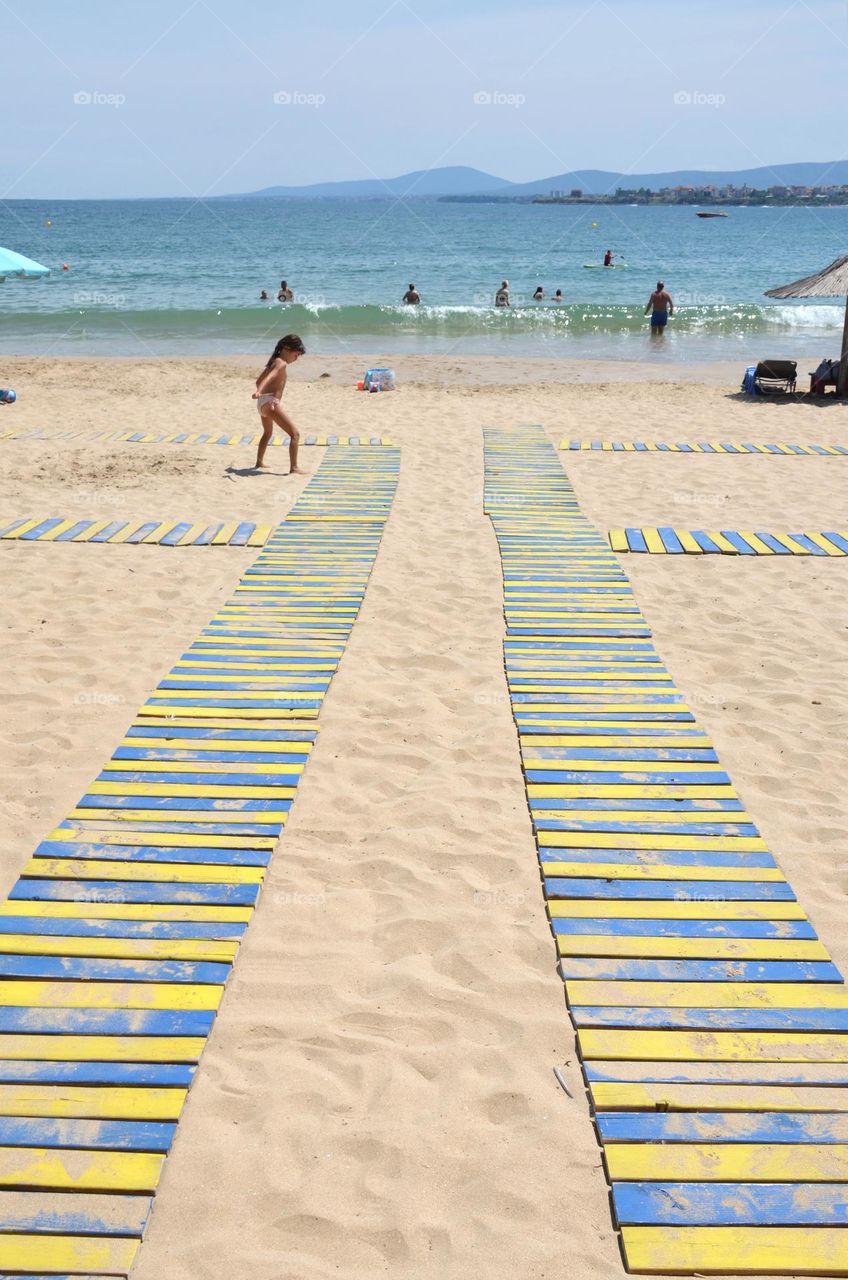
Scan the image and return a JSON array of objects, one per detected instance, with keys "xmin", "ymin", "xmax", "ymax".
[{"xmin": 0, "ymin": 389, "xmax": 16, "ymax": 405}]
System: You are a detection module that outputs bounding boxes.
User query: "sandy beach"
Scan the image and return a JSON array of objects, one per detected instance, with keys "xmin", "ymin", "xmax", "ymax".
[{"xmin": 1, "ymin": 355, "xmax": 846, "ymax": 1279}]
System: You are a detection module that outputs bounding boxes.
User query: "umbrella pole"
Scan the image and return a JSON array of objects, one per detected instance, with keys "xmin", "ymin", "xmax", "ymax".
[{"xmin": 839, "ymin": 294, "xmax": 848, "ymax": 397}]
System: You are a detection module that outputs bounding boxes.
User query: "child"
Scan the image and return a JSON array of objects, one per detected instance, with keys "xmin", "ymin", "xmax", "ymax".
[{"xmin": 252, "ymin": 334, "xmax": 307, "ymax": 473}]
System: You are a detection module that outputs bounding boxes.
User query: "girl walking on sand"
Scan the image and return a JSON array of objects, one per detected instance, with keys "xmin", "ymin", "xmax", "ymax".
[{"xmin": 253, "ymin": 334, "xmax": 307, "ymax": 473}]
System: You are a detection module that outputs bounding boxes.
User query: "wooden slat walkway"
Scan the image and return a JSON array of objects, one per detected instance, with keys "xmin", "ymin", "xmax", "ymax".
[
  {"xmin": 0, "ymin": 445, "xmax": 399, "ymax": 1276},
  {"xmin": 609, "ymin": 528, "xmax": 848, "ymax": 556},
  {"xmin": 485, "ymin": 426, "xmax": 848, "ymax": 1276},
  {"xmin": 562, "ymin": 439, "xmax": 848, "ymax": 456},
  {"xmin": 1, "ymin": 431, "xmax": 393, "ymax": 446},
  {"xmin": 0, "ymin": 519, "xmax": 274, "ymax": 547}
]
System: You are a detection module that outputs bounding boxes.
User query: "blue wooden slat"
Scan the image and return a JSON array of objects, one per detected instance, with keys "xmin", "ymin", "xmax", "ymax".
[
  {"xmin": 0, "ymin": 955, "xmax": 230, "ymax": 984},
  {"xmin": 541, "ymin": 849, "xmax": 772, "ymax": 869},
  {"xmin": 625, "ymin": 529, "xmax": 648, "ymax": 552},
  {"xmin": 559, "ymin": 958, "xmax": 839, "ymax": 981},
  {"xmin": 20, "ymin": 518, "xmax": 65, "ymax": 541},
  {"xmin": 124, "ymin": 520, "xmax": 161, "ymax": 545},
  {"xmin": 0, "ymin": 1118, "xmax": 176, "ymax": 1152},
  {"xmin": 0, "ymin": 1008, "xmax": 214, "ymax": 1035},
  {"xmin": 96, "ymin": 770, "xmax": 301, "ymax": 788},
  {"xmin": 554, "ymin": 919, "xmax": 816, "ymax": 939},
  {"xmin": 77, "ymin": 794, "xmax": 291, "ymax": 812},
  {"xmin": 229, "ymin": 522, "xmax": 256, "ymax": 546},
  {"xmin": 0, "ymin": 909, "xmax": 248, "ymax": 937},
  {"xmin": 35, "ymin": 840, "xmax": 268, "ymax": 869},
  {"xmin": 113, "ymin": 747, "xmax": 309, "ymax": 763},
  {"xmin": 0, "ymin": 1191, "xmax": 153, "ymax": 1237},
  {"xmin": 54, "ymin": 520, "xmax": 95, "ymax": 542},
  {"xmin": 525, "ymin": 769, "xmax": 730, "ymax": 785},
  {"xmin": 613, "ymin": 1181, "xmax": 848, "ymax": 1226},
  {"xmin": 657, "ymin": 527, "xmax": 685, "ymax": 554},
  {"xmin": 690, "ymin": 530, "xmax": 722, "ymax": 553},
  {"xmin": 89, "ymin": 521, "xmax": 128, "ymax": 542},
  {"xmin": 0, "ymin": 1062, "xmax": 194, "ymax": 1086},
  {"xmin": 753, "ymin": 531, "xmax": 792, "ymax": 555},
  {"xmin": 788, "ymin": 532, "xmax": 829, "ymax": 556},
  {"xmin": 123, "ymin": 726, "xmax": 317, "ymax": 742},
  {"xmin": 544, "ymin": 879, "xmax": 795, "ymax": 901},
  {"xmin": 821, "ymin": 532, "xmax": 848, "ymax": 553},
  {"xmin": 160, "ymin": 522, "xmax": 193, "ymax": 547},
  {"xmin": 10, "ymin": 880, "xmax": 259, "ymax": 906},
  {"xmin": 531, "ymin": 798, "xmax": 737, "ymax": 812},
  {"xmin": 573, "ymin": 1006, "xmax": 848, "ymax": 1031},
  {"xmin": 720, "ymin": 531, "xmax": 758, "ymax": 555}
]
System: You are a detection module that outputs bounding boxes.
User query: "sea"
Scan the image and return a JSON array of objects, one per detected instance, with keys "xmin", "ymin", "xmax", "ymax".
[{"xmin": 1, "ymin": 198, "xmax": 845, "ymax": 363}]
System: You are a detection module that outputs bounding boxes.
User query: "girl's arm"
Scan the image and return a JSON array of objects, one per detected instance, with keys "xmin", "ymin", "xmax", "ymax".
[{"xmin": 254, "ymin": 359, "xmax": 284, "ymax": 397}]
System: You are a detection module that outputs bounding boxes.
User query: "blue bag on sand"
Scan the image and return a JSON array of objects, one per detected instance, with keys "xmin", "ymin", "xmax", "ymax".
[
  {"xmin": 0, "ymin": 389, "xmax": 16, "ymax": 404},
  {"xmin": 363, "ymin": 368, "xmax": 396, "ymax": 391},
  {"xmin": 741, "ymin": 366, "xmax": 757, "ymax": 395}
]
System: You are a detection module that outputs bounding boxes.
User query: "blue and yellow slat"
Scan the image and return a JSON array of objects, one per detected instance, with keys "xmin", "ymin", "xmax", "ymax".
[
  {"xmin": 562, "ymin": 439, "xmax": 848, "ymax": 456},
  {"xmin": 609, "ymin": 528, "xmax": 848, "ymax": 556},
  {"xmin": 0, "ymin": 519, "xmax": 275, "ymax": 547},
  {"xmin": 484, "ymin": 426, "xmax": 848, "ymax": 1275}
]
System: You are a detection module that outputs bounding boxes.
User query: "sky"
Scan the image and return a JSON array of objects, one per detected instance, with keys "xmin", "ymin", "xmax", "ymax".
[{"xmin": 1, "ymin": 0, "xmax": 847, "ymax": 198}]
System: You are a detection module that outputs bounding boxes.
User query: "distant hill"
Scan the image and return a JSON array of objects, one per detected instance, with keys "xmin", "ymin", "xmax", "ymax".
[
  {"xmin": 226, "ymin": 160, "xmax": 848, "ymax": 200},
  {"xmin": 225, "ymin": 166, "xmax": 512, "ymax": 199},
  {"xmin": 505, "ymin": 162, "xmax": 848, "ymax": 196}
]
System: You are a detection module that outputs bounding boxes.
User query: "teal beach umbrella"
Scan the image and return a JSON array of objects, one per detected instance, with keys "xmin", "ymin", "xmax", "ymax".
[{"xmin": 0, "ymin": 245, "xmax": 50, "ymax": 282}]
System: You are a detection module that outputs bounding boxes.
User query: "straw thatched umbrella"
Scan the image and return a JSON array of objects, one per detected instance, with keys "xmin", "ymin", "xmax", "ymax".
[{"xmin": 766, "ymin": 255, "xmax": 848, "ymax": 395}]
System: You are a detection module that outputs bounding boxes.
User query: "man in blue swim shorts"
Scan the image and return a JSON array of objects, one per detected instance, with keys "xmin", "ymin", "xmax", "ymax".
[{"xmin": 645, "ymin": 280, "xmax": 673, "ymax": 335}]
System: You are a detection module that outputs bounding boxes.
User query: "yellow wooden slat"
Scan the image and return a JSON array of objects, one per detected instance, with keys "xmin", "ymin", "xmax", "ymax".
[
  {"xmin": 0, "ymin": 980, "xmax": 221, "ymax": 1010},
  {"xmin": 606, "ymin": 1142, "xmax": 848, "ymax": 1181},
  {"xmin": 544, "ymin": 860, "xmax": 780, "ymax": 881},
  {"xmin": 591, "ymin": 1082, "xmax": 848, "ymax": 1113},
  {"xmin": 736, "ymin": 530, "xmax": 775, "ymax": 555},
  {"xmin": 24, "ymin": 856, "xmax": 264, "ymax": 884},
  {"xmin": 621, "ymin": 1225, "xmax": 848, "ymax": 1274},
  {"xmin": 565, "ymin": 980, "xmax": 839, "ymax": 1007},
  {"xmin": 609, "ymin": 529, "xmax": 627, "ymax": 552},
  {"xmin": 0, "ymin": 1034, "xmax": 204, "ymax": 1061},
  {"xmin": 0, "ymin": 933, "xmax": 238, "ymax": 961},
  {"xmin": 247, "ymin": 523, "xmax": 273, "ymax": 546},
  {"xmin": 558, "ymin": 935, "xmax": 827, "ymax": 960},
  {"xmin": 0, "ymin": 1234, "xmax": 138, "ymax": 1274},
  {"xmin": 211, "ymin": 521, "xmax": 239, "ymax": 545},
  {"xmin": 0, "ymin": 1146, "xmax": 163, "ymax": 1191},
  {"xmin": 550, "ymin": 901, "xmax": 806, "ymax": 920},
  {"xmin": 704, "ymin": 530, "xmax": 738, "ymax": 554},
  {"xmin": 579, "ymin": 1028, "xmax": 848, "ymax": 1061},
  {"xmin": 0, "ymin": 1084, "xmax": 187, "ymax": 1119},
  {"xmin": 0, "ymin": 899, "xmax": 253, "ymax": 922},
  {"xmin": 541, "ymin": 831, "xmax": 768, "ymax": 852}
]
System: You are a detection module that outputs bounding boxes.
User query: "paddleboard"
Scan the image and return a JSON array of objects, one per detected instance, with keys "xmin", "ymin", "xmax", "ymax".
[{"xmin": 583, "ymin": 263, "xmax": 630, "ymax": 270}]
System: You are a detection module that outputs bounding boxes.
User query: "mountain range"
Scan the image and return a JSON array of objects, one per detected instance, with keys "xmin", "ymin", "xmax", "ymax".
[{"xmin": 228, "ymin": 161, "xmax": 848, "ymax": 200}]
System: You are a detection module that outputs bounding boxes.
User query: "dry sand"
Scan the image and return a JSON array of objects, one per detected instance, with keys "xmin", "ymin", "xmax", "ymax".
[{"xmin": 0, "ymin": 355, "xmax": 846, "ymax": 1279}]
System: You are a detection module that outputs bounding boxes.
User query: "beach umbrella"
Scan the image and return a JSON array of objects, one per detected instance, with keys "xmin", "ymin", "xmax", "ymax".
[
  {"xmin": 765, "ymin": 255, "xmax": 848, "ymax": 394},
  {"xmin": 0, "ymin": 245, "xmax": 50, "ymax": 283}
]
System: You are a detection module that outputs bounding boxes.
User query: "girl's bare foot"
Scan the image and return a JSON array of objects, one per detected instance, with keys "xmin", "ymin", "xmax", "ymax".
[
  {"xmin": 290, "ymin": 466, "xmax": 308, "ymax": 475},
  {"xmin": 254, "ymin": 460, "xmax": 268, "ymax": 469}
]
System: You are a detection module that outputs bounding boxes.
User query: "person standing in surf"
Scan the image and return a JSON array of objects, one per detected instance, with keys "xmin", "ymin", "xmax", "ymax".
[
  {"xmin": 403, "ymin": 283, "xmax": 421, "ymax": 304},
  {"xmin": 645, "ymin": 281, "xmax": 673, "ymax": 336},
  {"xmin": 495, "ymin": 280, "xmax": 510, "ymax": 306},
  {"xmin": 252, "ymin": 334, "xmax": 307, "ymax": 473}
]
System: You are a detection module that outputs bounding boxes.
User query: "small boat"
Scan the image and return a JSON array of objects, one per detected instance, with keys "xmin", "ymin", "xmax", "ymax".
[{"xmin": 696, "ymin": 211, "xmax": 728, "ymax": 218}]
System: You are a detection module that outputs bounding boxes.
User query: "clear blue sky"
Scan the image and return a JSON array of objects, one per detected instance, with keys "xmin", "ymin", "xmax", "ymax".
[{"xmin": 2, "ymin": 0, "xmax": 846, "ymax": 197}]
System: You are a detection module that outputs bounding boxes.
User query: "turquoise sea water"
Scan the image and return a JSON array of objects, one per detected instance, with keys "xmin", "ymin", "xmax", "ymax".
[{"xmin": 0, "ymin": 198, "xmax": 845, "ymax": 361}]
